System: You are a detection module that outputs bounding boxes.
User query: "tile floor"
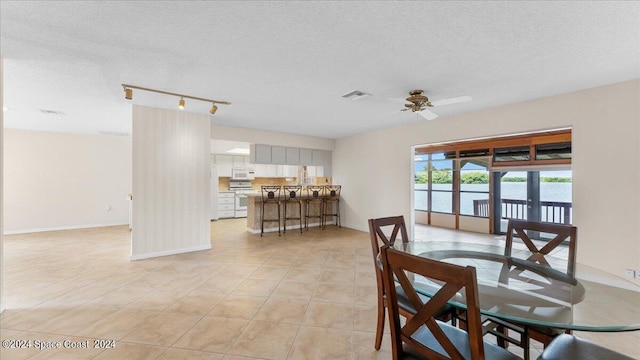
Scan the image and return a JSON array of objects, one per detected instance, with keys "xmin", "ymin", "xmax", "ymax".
[{"xmin": 1, "ymin": 219, "xmax": 638, "ymax": 359}]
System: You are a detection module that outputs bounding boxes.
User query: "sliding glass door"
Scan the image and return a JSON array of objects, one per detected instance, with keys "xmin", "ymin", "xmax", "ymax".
[{"xmin": 494, "ymin": 169, "xmax": 572, "ymax": 234}]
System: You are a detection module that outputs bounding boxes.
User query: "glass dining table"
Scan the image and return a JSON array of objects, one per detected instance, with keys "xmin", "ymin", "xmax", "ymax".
[{"xmin": 391, "ymin": 241, "xmax": 640, "ymax": 332}]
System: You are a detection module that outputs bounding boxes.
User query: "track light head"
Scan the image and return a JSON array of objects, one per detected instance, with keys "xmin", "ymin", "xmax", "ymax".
[
  {"xmin": 209, "ymin": 104, "xmax": 218, "ymax": 115},
  {"xmin": 178, "ymin": 97, "xmax": 185, "ymax": 110},
  {"xmin": 124, "ymin": 88, "xmax": 132, "ymax": 100}
]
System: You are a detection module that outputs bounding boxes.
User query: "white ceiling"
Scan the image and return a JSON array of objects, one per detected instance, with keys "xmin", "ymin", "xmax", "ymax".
[{"xmin": 2, "ymin": 1, "xmax": 639, "ymax": 139}]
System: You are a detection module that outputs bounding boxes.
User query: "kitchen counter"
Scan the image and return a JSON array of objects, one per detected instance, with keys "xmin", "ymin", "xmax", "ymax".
[{"xmin": 246, "ymin": 192, "xmax": 337, "ymax": 233}]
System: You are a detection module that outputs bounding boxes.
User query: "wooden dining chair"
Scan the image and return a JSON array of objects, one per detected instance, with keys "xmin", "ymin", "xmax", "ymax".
[
  {"xmin": 380, "ymin": 244, "xmax": 522, "ymax": 360},
  {"xmin": 486, "ymin": 219, "xmax": 578, "ymax": 359},
  {"xmin": 368, "ymin": 216, "xmax": 454, "ymax": 350},
  {"xmin": 538, "ymin": 333, "xmax": 635, "ymax": 360}
]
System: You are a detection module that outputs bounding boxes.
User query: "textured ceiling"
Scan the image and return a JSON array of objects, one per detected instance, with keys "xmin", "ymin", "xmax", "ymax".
[{"xmin": 1, "ymin": 1, "xmax": 639, "ymax": 139}]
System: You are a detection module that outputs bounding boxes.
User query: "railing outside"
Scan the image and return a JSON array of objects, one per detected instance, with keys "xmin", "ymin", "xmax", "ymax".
[{"xmin": 474, "ymin": 198, "xmax": 572, "ymax": 225}]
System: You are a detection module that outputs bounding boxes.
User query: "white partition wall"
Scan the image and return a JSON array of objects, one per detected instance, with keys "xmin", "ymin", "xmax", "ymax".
[
  {"xmin": 131, "ymin": 105, "xmax": 211, "ymax": 260},
  {"xmin": 1, "ymin": 58, "xmax": 4, "ymax": 312}
]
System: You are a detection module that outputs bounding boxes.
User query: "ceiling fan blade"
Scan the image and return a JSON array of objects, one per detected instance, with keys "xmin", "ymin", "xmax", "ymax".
[
  {"xmin": 418, "ymin": 108, "xmax": 438, "ymax": 120},
  {"xmin": 430, "ymin": 95, "xmax": 472, "ymax": 107}
]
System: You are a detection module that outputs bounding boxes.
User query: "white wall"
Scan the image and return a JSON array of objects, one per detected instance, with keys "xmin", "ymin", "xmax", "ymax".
[
  {"xmin": 3, "ymin": 129, "xmax": 131, "ymax": 234},
  {"xmin": 334, "ymin": 80, "xmax": 640, "ymax": 275},
  {"xmin": 211, "ymin": 123, "xmax": 334, "ymax": 151},
  {"xmin": 1, "ymin": 58, "xmax": 5, "ymax": 312},
  {"xmin": 131, "ymin": 106, "xmax": 211, "ymax": 260}
]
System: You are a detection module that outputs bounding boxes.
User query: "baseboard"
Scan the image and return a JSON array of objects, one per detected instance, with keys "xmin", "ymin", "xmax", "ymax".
[
  {"xmin": 3, "ymin": 222, "xmax": 129, "ymax": 235},
  {"xmin": 130, "ymin": 243, "xmax": 212, "ymax": 260}
]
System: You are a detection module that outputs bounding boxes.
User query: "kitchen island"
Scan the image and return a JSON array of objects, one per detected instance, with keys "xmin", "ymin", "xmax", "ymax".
[{"xmin": 246, "ymin": 192, "xmax": 337, "ymax": 233}]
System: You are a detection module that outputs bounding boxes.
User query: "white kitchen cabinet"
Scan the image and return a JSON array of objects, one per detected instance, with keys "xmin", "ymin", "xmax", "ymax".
[
  {"xmin": 254, "ymin": 164, "xmax": 267, "ymax": 177},
  {"xmin": 281, "ymin": 165, "xmax": 298, "ymax": 177},
  {"xmin": 218, "ymin": 192, "xmax": 235, "ymax": 219},
  {"xmin": 215, "ymin": 155, "xmax": 233, "ymax": 177},
  {"xmin": 266, "ymin": 164, "xmax": 279, "ymax": 177},
  {"xmin": 232, "ymin": 155, "xmax": 249, "ymax": 167}
]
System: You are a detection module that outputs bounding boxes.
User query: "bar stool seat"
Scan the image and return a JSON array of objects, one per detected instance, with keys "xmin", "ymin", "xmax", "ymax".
[
  {"xmin": 260, "ymin": 186, "xmax": 281, "ymax": 237},
  {"xmin": 283, "ymin": 185, "xmax": 303, "ymax": 233},
  {"xmin": 304, "ymin": 185, "xmax": 324, "ymax": 230},
  {"xmin": 322, "ymin": 185, "xmax": 341, "ymax": 229}
]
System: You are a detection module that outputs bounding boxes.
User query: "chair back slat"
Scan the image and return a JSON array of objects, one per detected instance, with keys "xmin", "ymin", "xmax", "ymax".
[{"xmin": 505, "ymin": 219, "xmax": 578, "ymax": 277}]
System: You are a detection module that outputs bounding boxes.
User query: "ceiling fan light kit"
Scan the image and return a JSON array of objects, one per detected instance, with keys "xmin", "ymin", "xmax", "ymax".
[
  {"xmin": 396, "ymin": 89, "xmax": 472, "ymax": 120},
  {"xmin": 121, "ymin": 84, "xmax": 231, "ymax": 115}
]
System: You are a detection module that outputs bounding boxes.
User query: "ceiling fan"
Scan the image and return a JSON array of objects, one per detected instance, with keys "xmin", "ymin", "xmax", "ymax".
[{"xmin": 392, "ymin": 89, "xmax": 472, "ymax": 120}]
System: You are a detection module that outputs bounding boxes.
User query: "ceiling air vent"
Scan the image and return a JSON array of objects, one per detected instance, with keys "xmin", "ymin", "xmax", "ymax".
[
  {"xmin": 341, "ymin": 90, "xmax": 371, "ymax": 101},
  {"xmin": 38, "ymin": 109, "xmax": 66, "ymax": 116}
]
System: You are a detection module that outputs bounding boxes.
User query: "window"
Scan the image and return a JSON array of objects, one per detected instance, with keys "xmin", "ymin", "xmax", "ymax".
[
  {"xmin": 414, "ymin": 155, "xmax": 429, "ymax": 211},
  {"xmin": 430, "ymin": 152, "xmax": 454, "ymax": 214},
  {"xmin": 459, "ymin": 157, "xmax": 490, "ymax": 217},
  {"xmin": 494, "ymin": 146, "xmax": 530, "ymax": 162}
]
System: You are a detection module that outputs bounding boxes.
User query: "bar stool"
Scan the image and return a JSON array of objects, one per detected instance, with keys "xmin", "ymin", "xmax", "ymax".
[
  {"xmin": 322, "ymin": 185, "xmax": 341, "ymax": 229},
  {"xmin": 260, "ymin": 185, "xmax": 281, "ymax": 237},
  {"xmin": 305, "ymin": 185, "xmax": 324, "ymax": 230},
  {"xmin": 283, "ymin": 185, "xmax": 303, "ymax": 233}
]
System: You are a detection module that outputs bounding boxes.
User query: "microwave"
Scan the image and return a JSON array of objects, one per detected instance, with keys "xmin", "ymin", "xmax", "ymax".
[{"xmin": 231, "ymin": 167, "xmax": 255, "ymax": 180}]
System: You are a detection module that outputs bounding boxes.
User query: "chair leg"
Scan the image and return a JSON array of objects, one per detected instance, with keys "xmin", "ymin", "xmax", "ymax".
[
  {"xmin": 283, "ymin": 202, "xmax": 287, "ymax": 234},
  {"xmin": 298, "ymin": 201, "xmax": 303, "ymax": 233},
  {"xmin": 277, "ymin": 204, "xmax": 281, "ymax": 236},
  {"xmin": 374, "ymin": 301, "xmax": 385, "ymax": 350},
  {"xmin": 260, "ymin": 202, "xmax": 264, "ymax": 237}
]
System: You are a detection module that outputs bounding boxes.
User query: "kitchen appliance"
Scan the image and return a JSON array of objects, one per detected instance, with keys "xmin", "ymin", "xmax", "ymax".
[
  {"xmin": 231, "ymin": 167, "xmax": 255, "ymax": 180},
  {"xmin": 230, "ymin": 181, "xmax": 259, "ymax": 217}
]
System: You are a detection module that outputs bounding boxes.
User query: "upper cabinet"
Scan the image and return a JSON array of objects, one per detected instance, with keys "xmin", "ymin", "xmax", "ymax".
[
  {"xmin": 250, "ymin": 144, "xmax": 332, "ymax": 176},
  {"xmin": 213, "ymin": 154, "xmax": 250, "ymax": 177},
  {"xmin": 299, "ymin": 148, "xmax": 313, "ymax": 164},
  {"xmin": 285, "ymin": 147, "xmax": 300, "ymax": 165},
  {"xmin": 271, "ymin": 146, "xmax": 286, "ymax": 164}
]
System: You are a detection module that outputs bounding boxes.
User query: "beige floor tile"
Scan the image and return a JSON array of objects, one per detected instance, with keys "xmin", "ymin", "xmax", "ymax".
[
  {"xmin": 352, "ymin": 330, "xmax": 393, "ymax": 359},
  {"xmin": 353, "ymin": 304, "xmax": 379, "ymax": 332},
  {"xmin": 207, "ymin": 294, "xmax": 267, "ymax": 320},
  {"xmin": 73, "ymin": 308, "xmax": 160, "ymax": 340},
  {"xmin": 319, "ymin": 268, "xmax": 355, "ymax": 285},
  {"xmin": 120, "ymin": 312, "xmax": 202, "ymax": 346},
  {"xmin": 302, "ymin": 301, "xmax": 354, "ymax": 329},
  {"xmin": 248, "ymin": 266, "xmax": 290, "ymax": 281},
  {"xmin": 157, "ymin": 347, "xmax": 224, "ymax": 360},
  {"xmin": 312, "ymin": 283, "xmax": 356, "ymax": 304},
  {"xmin": 164, "ymin": 290, "xmax": 226, "ymax": 316},
  {"xmin": 228, "ymin": 320, "xmax": 299, "ymax": 359},
  {"xmin": 173, "ymin": 316, "xmax": 249, "ymax": 353},
  {"xmin": 283, "ymin": 267, "xmax": 323, "ymax": 282},
  {"xmin": 91, "ymin": 342, "xmax": 166, "ymax": 360},
  {"xmin": 231, "ymin": 278, "xmax": 279, "ymax": 297},
  {"xmin": 30, "ymin": 306, "xmax": 119, "ymax": 335},
  {"xmin": 253, "ymin": 297, "xmax": 309, "ymax": 324},
  {"xmin": 271, "ymin": 280, "xmax": 317, "ymax": 300},
  {"xmin": 0, "ymin": 306, "xmax": 75, "ymax": 331},
  {"xmin": 0, "ymin": 332, "xmax": 68, "ymax": 360},
  {"xmin": 87, "ymin": 285, "xmax": 156, "ymax": 307},
  {"xmin": 125, "ymin": 288, "xmax": 189, "ymax": 312},
  {"xmin": 288, "ymin": 326, "xmax": 352, "ymax": 359}
]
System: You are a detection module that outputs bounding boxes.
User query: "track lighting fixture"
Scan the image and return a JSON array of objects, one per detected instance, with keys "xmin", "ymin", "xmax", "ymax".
[{"xmin": 121, "ymin": 84, "xmax": 231, "ymax": 116}]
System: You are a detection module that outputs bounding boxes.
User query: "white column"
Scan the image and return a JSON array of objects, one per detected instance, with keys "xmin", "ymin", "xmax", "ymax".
[
  {"xmin": 1, "ymin": 57, "xmax": 4, "ymax": 312},
  {"xmin": 131, "ymin": 105, "xmax": 211, "ymax": 259}
]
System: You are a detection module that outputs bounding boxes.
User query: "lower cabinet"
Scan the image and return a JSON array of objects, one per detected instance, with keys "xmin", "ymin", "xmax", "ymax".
[{"xmin": 218, "ymin": 192, "xmax": 235, "ymax": 218}]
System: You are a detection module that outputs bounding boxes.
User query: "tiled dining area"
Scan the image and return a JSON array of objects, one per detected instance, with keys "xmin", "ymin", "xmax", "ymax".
[{"xmin": 1, "ymin": 219, "xmax": 638, "ymax": 359}]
